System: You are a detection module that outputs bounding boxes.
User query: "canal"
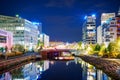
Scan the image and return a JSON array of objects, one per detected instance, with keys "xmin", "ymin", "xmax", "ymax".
[{"xmin": 0, "ymin": 58, "xmax": 110, "ymax": 80}]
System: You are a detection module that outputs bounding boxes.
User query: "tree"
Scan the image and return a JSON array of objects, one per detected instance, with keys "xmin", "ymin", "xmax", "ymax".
[
  {"xmin": 13, "ymin": 44, "xmax": 24, "ymax": 52},
  {"xmin": 99, "ymin": 43, "xmax": 106, "ymax": 56},
  {"xmin": 78, "ymin": 41, "xmax": 82, "ymax": 49},
  {"xmin": 94, "ymin": 44, "xmax": 101, "ymax": 51},
  {"xmin": 92, "ymin": 44, "xmax": 101, "ymax": 56},
  {"xmin": 37, "ymin": 40, "xmax": 44, "ymax": 49},
  {"xmin": 107, "ymin": 42, "xmax": 118, "ymax": 58}
]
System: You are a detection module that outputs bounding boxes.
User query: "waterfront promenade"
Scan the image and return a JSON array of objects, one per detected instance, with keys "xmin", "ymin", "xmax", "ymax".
[{"xmin": 0, "ymin": 52, "xmax": 41, "ymax": 73}]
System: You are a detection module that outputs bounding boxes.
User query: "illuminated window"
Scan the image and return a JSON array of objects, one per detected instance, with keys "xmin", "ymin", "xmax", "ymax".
[{"xmin": 0, "ymin": 36, "xmax": 6, "ymax": 43}]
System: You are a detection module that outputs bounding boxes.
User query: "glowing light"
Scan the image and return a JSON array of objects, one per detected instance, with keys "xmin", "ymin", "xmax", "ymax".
[
  {"xmin": 16, "ymin": 14, "xmax": 19, "ymax": 17},
  {"xmin": 102, "ymin": 13, "xmax": 106, "ymax": 16},
  {"xmin": 33, "ymin": 22, "xmax": 40, "ymax": 25},
  {"xmin": 84, "ymin": 16, "xmax": 87, "ymax": 19},
  {"xmin": 92, "ymin": 14, "xmax": 96, "ymax": 17}
]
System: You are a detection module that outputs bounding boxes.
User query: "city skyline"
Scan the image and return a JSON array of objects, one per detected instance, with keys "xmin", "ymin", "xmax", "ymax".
[{"xmin": 0, "ymin": 0, "xmax": 120, "ymax": 42}]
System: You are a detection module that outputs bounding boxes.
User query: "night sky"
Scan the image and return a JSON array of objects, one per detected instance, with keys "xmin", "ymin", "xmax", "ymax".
[{"xmin": 0, "ymin": 0, "xmax": 120, "ymax": 42}]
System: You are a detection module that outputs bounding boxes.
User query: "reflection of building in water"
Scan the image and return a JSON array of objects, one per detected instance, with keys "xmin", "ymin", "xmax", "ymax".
[
  {"xmin": 36, "ymin": 61, "xmax": 50, "ymax": 74},
  {"xmin": 50, "ymin": 61, "xmax": 55, "ymax": 65},
  {"xmin": 66, "ymin": 60, "xmax": 74, "ymax": 66},
  {"xmin": 81, "ymin": 61, "xmax": 88, "ymax": 80},
  {"xmin": 80, "ymin": 60, "xmax": 112, "ymax": 80},
  {"xmin": 87, "ymin": 65, "xmax": 112, "ymax": 80},
  {"xmin": 22, "ymin": 63, "xmax": 38, "ymax": 80},
  {"xmin": 43, "ymin": 60, "xmax": 50, "ymax": 71},
  {"xmin": 0, "ymin": 72, "xmax": 12, "ymax": 80}
]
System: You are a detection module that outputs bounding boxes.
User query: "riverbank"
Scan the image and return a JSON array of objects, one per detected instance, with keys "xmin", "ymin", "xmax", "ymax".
[
  {"xmin": 0, "ymin": 54, "xmax": 41, "ymax": 73},
  {"xmin": 76, "ymin": 55, "xmax": 120, "ymax": 80}
]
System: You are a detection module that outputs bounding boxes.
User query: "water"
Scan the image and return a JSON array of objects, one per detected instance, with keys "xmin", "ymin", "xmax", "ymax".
[{"xmin": 0, "ymin": 58, "xmax": 110, "ymax": 80}]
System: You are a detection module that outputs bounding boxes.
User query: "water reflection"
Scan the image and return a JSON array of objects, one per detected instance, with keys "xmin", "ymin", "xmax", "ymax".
[
  {"xmin": 81, "ymin": 59, "xmax": 112, "ymax": 80},
  {"xmin": 0, "ymin": 72, "xmax": 12, "ymax": 80},
  {"xmin": 0, "ymin": 58, "xmax": 111, "ymax": 80}
]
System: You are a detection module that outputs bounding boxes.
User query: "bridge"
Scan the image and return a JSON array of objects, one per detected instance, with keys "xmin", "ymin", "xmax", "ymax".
[{"xmin": 40, "ymin": 49, "xmax": 75, "ymax": 60}]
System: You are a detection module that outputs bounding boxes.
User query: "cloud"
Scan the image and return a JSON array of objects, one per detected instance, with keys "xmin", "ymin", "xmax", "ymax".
[{"xmin": 44, "ymin": 0, "xmax": 75, "ymax": 8}]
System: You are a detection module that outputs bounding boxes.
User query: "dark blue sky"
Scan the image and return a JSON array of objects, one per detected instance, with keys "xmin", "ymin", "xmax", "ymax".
[{"xmin": 0, "ymin": 0, "xmax": 120, "ymax": 42}]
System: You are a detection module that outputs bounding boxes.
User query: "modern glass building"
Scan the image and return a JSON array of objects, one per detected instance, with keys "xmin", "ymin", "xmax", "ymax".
[
  {"xmin": 82, "ymin": 15, "xmax": 96, "ymax": 44},
  {"xmin": 0, "ymin": 15, "xmax": 39, "ymax": 50}
]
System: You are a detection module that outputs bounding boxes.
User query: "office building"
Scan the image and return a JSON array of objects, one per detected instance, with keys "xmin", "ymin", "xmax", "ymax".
[
  {"xmin": 0, "ymin": 15, "xmax": 39, "ymax": 50},
  {"xmin": 82, "ymin": 15, "xmax": 96, "ymax": 44},
  {"xmin": 100, "ymin": 13, "xmax": 116, "ymax": 46},
  {"xmin": 103, "ymin": 18, "xmax": 117, "ymax": 46}
]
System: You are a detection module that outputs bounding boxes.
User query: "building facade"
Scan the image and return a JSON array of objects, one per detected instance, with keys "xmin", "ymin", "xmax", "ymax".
[
  {"xmin": 99, "ymin": 13, "xmax": 116, "ymax": 46},
  {"xmin": 101, "ymin": 13, "xmax": 115, "ymax": 24},
  {"xmin": 39, "ymin": 33, "xmax": 49, "ymax": 48},
  {"xmin": 33, "ymin": 22, "xmax": 42, "ymax": 34},
  {"xmin": 82, "ymin": 15, "xmax": 96, "ymax": 44},
  {"xmin": 99, "ymin": 10, "xmax": 120, "ymax": 46},
  {"xmin": 0, "ymin": 29, "xmax": 13, "ymax": 51},
  {"xmin": 97, "ymin": 26, "xmax": 102, "ymax": 44},
  {"xmin": 0, "ymin": 15, "xmax": 39, "ymax": 50},
  {"xmin": 102, "ymin": 18, "xmax": 117, "ymax": 46},
  {"xmin": 116, "ymin": 8, "xmax": 120, "ymax": 38}
]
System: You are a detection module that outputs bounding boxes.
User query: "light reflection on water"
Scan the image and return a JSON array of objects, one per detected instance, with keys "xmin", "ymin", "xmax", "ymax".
[{"xmin": 0, "ymin": 58, "xmax": 110, "ymax": 80}]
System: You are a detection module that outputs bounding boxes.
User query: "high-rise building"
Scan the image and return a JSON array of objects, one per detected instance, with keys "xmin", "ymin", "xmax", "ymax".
[
  {"xmin": 96, "ymin": 9, "xmax": 120, "ymax": 46},
  {"xmin": 0, "ymin": 15, "xmax": 39, "ymax": 50},
  {"xmin": 102, "ymin": 17, "xmax": 117, "ymax": 46},
  {"xmin": 82, "ymin": 15, "xmax": 96, "ymax": 44},
  {"xmin": 100, "ymin": 13, "xmax": 116, "ymax": 46},
  {"xmin": 97, "ymin": 26, "xmax": 102, "ymax": 44}
]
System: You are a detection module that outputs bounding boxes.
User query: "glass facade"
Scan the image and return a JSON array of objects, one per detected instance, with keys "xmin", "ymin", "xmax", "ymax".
[
  {"xmin": 0, "ymin": 15, "xmax": 39, "ymax": 49},
  {"xmin": 83, "ymin": 16, "xmax": 96, "ymax": 44}
]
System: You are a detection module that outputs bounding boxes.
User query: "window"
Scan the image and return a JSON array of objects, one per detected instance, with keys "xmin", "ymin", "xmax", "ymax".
[
  {"xmin": 0, "ymin": 36, "xmax": 6, "ymax": 43},
  {"xmin": 110, "ymin": 28, "xmax": 113, "ymax": 31},
  {"xmin": 111, "ymin": 22, "xmax": 114, "ymax": 24},
  {"xmin": 110, "ymin": 33, "xmax": 114, "ymax": 35}
]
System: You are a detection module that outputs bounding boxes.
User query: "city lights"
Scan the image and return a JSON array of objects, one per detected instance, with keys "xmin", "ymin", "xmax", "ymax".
[
  {"xmin": 84, "ymin": 15, "xmax": 87, "ymax": 19},
  {"xmin": 0, "ymin": 1, "xmax": 120, "ymax": 80},
  {"xmin": 33, "ymin": 22, "xmax": 40, "ymax": 25},
  {"xmin": 92, "ymin": 14, "xmax": 96, "ymax": 17}
]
